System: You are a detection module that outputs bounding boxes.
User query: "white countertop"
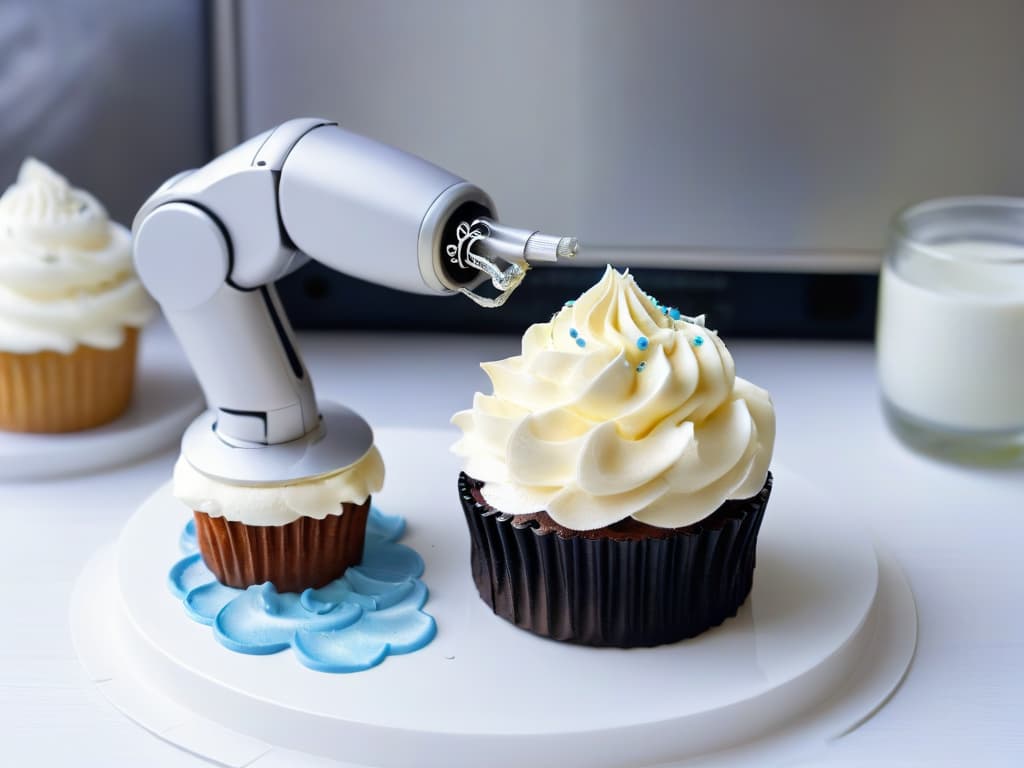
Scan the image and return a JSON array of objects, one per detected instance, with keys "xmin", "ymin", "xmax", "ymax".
[{"xmin": 2, "ymin": 322, "xmax": 1022, "ymax": 766}]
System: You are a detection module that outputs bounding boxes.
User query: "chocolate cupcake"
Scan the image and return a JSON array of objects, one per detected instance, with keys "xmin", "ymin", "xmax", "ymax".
[
  {"xmin": 173, "ymin": 446, "xmax": 384, "ymax": 592},
  {"xmin": 452, "ymin": 266, "xmax": 776, "ymax": 646}
]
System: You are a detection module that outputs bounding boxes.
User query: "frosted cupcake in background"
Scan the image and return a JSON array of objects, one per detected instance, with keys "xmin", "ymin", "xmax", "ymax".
[
  {"xmin": 453, "ymin": 266, "xmax": 775, "ymax": 647},
  {"xmin": 0, "ymin": 159, "xmax": 154, "ymax": 432}
]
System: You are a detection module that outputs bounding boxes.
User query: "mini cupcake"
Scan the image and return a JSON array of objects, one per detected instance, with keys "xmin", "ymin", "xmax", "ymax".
[
  {"xmin": 452, "ymin": 266, "xmax": 775, "ymax": 647},
  {"xmin": 173, "ymin": 446, "xmax": 385, "ymax": 593},
  {"xmin": 0, "ymin": 158, "xmax": 155, "ymax": 432}
]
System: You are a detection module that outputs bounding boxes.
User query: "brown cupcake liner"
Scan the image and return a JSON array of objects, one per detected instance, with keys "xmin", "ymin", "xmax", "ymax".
[
  {"xmin": 459, "ymin": 472, "xmax": 772, "ymax": 647},
  {"xmin": 193, "ymin": 498, "xmax": 371, "ymax": 593},
  {"xmin": 0, "ymin": 327, "xmax": 139, "ymax": 433}
]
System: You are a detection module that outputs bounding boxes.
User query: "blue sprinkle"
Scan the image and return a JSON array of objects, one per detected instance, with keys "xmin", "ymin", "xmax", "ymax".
[
  {"xmin": 661, "ymin": 306, "xmax": 668, "ymax": 315},
  {"xmin": 669, "ymin": 308, "xmax": 681, "ymax": 320},
  {"xmin": 693, "ymin": 336, "xmax": 704, "ymax": 347},
  {"xmin": 564, "ymin": 299, "xmax": 575, "ymax": 307},
  {"xmin": 637, "ymin": 336, "xmax": 649, "ymax": 351},
  {"xmin": 569, "ymin": 328, "xmax": 579, "ymax": 339},
  {"xmin": 636, "ymin": 361, "xmax": 647, "ymax": 372},
  {"xmin": 576, "ymin": 337, "xmax": 586, "ymax": 348}
]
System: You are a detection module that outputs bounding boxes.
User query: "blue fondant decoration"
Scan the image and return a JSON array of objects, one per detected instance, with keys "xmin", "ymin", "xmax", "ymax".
[
  {"xmin": 168, "ymin": 506, "xmax": 436, "ymax": 673},
  {"xmin": 179, "ymin": 517, "xmax": 197, "ymax": 552}
]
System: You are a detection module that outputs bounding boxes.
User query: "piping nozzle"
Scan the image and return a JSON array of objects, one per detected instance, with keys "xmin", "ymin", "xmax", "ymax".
[
  {"xmin": 472, "ymin": 219, "xmax": 578, "ymax": 264},
  {"xmin": 448, "ymin": 217, "xmax": 578, "ymax": 308}
]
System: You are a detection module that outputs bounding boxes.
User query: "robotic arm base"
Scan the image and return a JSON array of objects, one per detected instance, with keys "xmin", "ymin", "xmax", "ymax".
[{"xmin": 181, "ymin": 401, "xmax": 374, "ymax": 485}]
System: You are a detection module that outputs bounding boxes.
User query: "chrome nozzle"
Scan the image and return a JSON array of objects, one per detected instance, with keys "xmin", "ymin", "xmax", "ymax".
[
  {"xmin": 472, "ymin": 219, "xmax": 578, "ymax": 264},
  {"xmin": 525, "ymin": 232, "xmax": 579, "ymax": 262},
  {"xmin": 447, "ymin": 217, "xmax": 578, "ymax": 308}
]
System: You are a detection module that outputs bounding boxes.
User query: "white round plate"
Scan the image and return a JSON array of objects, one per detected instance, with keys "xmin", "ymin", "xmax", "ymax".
[
  {"xmin": 71, "ymin": 427, "xmax": 917, "ymax": 768},
  {"xmin": 0, "ymin": 325, "xmax": 203, "ymax": 480}
]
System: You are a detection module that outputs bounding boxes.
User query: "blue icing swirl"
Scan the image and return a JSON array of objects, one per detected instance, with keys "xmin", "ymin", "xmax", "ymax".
[{"xmin": 167, "ymin": 506, "xmax": 436, "ymax": 673}]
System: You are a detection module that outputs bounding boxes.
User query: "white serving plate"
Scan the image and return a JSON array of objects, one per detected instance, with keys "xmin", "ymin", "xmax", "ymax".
[{"xmin": 71, "ymin": 427, "xmax": 916, "ymax": 767}]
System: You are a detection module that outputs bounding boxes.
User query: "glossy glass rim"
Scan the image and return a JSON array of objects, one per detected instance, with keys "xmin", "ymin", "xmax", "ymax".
[{"xmin": 892, "ymin": 195, "xmax": 1024, "ymax": 265}]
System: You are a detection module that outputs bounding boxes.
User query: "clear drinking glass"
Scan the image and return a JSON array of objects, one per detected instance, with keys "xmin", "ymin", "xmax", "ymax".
[{"xmin": 876, "ymin": 196, "xmax": 1024, "ymax": 464}]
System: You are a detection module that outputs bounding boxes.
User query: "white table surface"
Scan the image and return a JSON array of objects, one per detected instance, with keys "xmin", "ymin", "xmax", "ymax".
[{"xmin": 2, "ymin": 320, "xmax": 1022, "ymax": 767}]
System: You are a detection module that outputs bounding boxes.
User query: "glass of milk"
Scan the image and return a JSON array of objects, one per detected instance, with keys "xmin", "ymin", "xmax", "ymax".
[{"xmin": 877, "ymin": 196, "xmax": 1024, "ymax": 463}]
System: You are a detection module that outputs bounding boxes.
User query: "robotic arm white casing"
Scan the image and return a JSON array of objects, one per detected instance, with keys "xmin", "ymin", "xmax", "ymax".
[{"xmin": 132, "ymin": 118, "xmax": 573, "ymax": 484}]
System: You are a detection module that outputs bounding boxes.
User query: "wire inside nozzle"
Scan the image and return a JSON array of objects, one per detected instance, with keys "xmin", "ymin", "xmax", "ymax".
[{"xmin": 447, "ymin": 218, "xmax": 578, "ymax": 308}]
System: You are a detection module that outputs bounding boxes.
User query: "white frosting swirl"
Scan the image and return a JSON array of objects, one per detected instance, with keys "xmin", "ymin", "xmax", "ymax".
[
  {"xmin": 0, "ymin": 158, "xmax": 154, "ymax": 353},
  {"xmin": 173, "ymin": 446, "xmax": 386, "ymax": 526},
  {"xmin": 452, "ymin": 266, "xmax": 775, "ymax": 530}
]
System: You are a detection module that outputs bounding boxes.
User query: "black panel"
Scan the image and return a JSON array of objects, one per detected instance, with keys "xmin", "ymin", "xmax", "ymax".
[
  {"xmin": 260, "ymin": 287, "xmax": 305, "ymax": 378},
  {"xmin": 277, "ymin": 264, "xmax": 878, "ymax": 340},
  {"xmin": 439, "ymin": 201, "xmax": 493, "ymax": 286}
]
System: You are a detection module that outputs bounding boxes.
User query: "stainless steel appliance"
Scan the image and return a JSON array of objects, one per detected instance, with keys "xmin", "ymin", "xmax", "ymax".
[{"xmin": 215, "ymin": 1, "xmax": 1024, "ymax": 336}]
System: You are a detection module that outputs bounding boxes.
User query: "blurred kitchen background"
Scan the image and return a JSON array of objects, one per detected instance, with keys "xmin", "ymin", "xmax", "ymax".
[{"xmin": 3, "ymin": 0, "xmax": 1022, "ymax": 337}]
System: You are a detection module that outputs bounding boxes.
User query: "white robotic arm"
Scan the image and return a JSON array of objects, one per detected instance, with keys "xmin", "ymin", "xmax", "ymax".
[{"xmin": 133, "ymin": 118, "xmax": 576, "ymax": 483}]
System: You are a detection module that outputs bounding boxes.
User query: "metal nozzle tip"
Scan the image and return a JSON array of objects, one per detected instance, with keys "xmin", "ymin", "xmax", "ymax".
[
  {"xmin": 523, "ymin": 233, "xmax": 579, "ymax": 263},
  {"xmin": 557, "ymin": 237, "xmax": 578, "ymax": 259}
]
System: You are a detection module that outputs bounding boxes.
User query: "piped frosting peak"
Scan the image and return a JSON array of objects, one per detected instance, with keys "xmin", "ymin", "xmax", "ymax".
[{"xmin": 452, "ymin": 266, "xmax": 775, "ymax": 529}]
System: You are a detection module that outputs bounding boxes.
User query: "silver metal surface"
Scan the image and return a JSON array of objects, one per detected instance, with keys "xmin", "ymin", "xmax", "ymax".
[
  {"xmin": 209, "ymin": 0, "xmax": 243, "ymax": 154},
  {"xmin": 231, "ymin": 1, "xmax": 1024, "ymax": 273},
  {"xmin": 448, "ymin": 217, "xmax": 578, "ymax": 307},
  {"xmin": 526, "ymin": 232, "xmax": 578, "ymax": 262},
  {"xmin": 470, "ymin": 220, "xmax": 578, "ymax": 265}
]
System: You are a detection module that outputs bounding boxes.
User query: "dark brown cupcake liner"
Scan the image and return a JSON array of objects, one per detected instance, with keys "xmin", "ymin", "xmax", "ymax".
[
  {"xmin": 459, "ymin": 473, "xmax": 772, "ymax": 647},
  {"xmin": 193, "ymin": 498, "xmax": 371, "ymax": 593}
]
